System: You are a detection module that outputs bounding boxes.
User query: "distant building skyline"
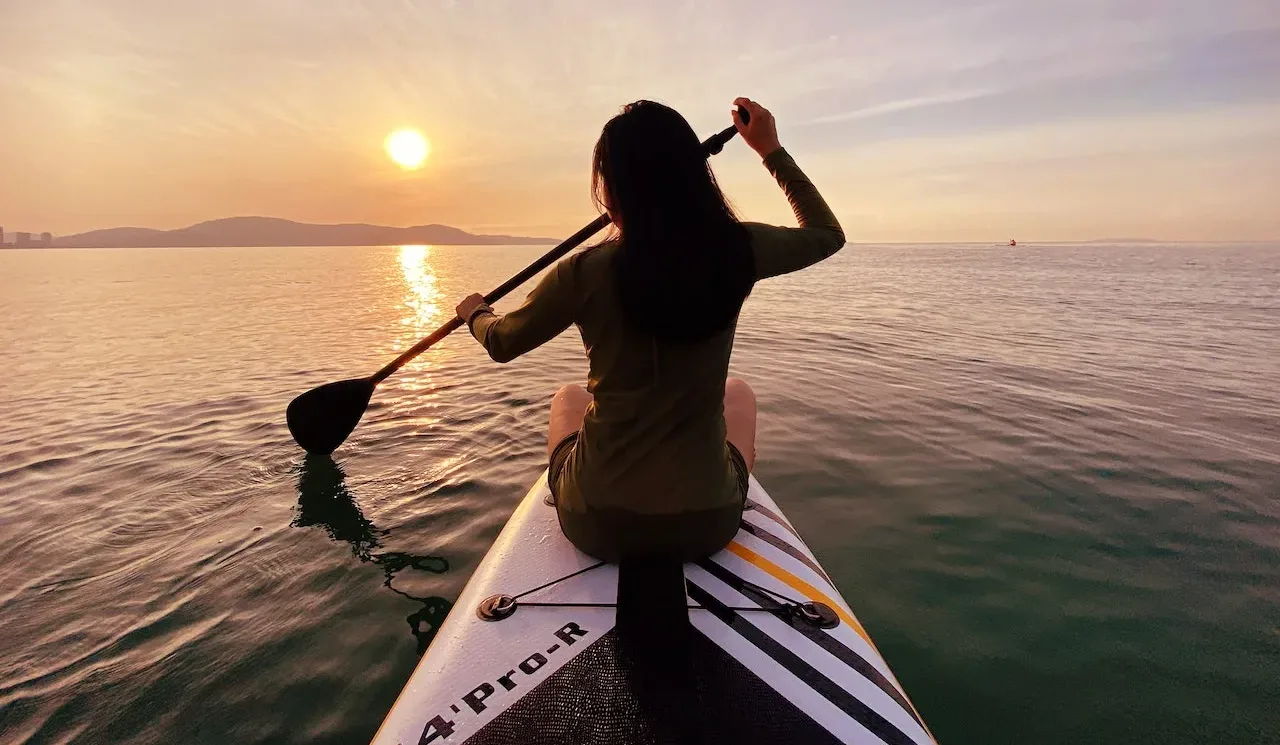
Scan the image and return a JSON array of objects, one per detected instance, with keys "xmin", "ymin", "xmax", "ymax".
[{"xmin": 0, "ymin": 226, "xmax": 55, "ymax": 248}]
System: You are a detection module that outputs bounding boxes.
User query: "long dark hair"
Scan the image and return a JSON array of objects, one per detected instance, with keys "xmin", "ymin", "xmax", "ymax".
[{"xmin": 592, "ymin": 100, "xmax": 754, "ymax": 343}]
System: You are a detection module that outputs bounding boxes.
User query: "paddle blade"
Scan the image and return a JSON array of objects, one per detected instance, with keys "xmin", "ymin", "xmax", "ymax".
[{"xmin": 286, "ymin": 377, "xmax": 376, "ymax": 455}]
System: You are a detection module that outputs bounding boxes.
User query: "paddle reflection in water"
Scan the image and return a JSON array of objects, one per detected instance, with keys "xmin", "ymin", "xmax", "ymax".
[{"xmin": 294, "ymin": 454, "xmax": 453, "ymax": 655}]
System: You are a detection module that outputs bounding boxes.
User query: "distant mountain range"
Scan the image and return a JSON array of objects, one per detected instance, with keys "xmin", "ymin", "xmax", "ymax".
[{"xmin": 48, "ymin": 217, "xmax": 556, "ymax": 248}]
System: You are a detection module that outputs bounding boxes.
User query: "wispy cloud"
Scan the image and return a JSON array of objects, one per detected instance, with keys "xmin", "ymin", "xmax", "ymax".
[{"xmin": 806, "ymin": 89, "xmax": 1000, "ymax": 125}]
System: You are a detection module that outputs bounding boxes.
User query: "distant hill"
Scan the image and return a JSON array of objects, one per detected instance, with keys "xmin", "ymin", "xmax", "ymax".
[{"xmin": 51, "ymin": 217, "xmax": 556, "ymax": 248}]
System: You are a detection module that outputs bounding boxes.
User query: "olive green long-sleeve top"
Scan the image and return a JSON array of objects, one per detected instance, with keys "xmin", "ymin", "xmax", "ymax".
[{"xmin": 469, "ymin": 148, "xmax": 844, "ymax": 515}]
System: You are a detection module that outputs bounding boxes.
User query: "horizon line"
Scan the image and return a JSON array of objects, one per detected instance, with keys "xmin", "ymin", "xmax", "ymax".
[
  {"xmin": 4, "ymin": 239, "xmax": 1277, "ymax": 252},
  {"xmin": 4, "ymin": 215, "xmax": 1276, "ymax": 247}
]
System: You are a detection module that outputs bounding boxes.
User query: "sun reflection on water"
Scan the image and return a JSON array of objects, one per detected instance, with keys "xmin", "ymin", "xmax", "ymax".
[
  {"xmin": 393, "ymin": 245, "xmax": 445, "ymax": 395},
  {"xmin": 398, "ymin": 245, "xmax": 441, "ymax": 332}
]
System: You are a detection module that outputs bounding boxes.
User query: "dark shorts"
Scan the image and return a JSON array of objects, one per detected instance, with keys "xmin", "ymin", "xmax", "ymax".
[{"xmin": 547, "ymin": 433, "xmax": 750, "ymax": 563}]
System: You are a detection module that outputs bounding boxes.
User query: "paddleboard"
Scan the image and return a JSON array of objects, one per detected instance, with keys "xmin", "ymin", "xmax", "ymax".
[{"xmin": 372, "ymin": 473, "xmax": 934, "ymax": 745}]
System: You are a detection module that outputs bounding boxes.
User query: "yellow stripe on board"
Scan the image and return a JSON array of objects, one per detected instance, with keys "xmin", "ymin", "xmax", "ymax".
[
  {"xmin": 725, "ymin": 541, "xmax": 873, "ymax": 647},
  {"xmin": 724, "ymin": 540, "xmax": 939, "ymax": 744}
]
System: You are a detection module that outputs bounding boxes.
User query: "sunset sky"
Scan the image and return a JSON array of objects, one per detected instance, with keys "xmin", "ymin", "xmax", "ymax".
[{"xmin": 2, "ymin": 0, "xmax": 1277, "ymax": 242}]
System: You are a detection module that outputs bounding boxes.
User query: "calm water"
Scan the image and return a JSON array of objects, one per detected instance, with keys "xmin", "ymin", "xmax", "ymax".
[{"xmin": 0, "ymin": 242, "xmax": 1277, "ymax": 744}]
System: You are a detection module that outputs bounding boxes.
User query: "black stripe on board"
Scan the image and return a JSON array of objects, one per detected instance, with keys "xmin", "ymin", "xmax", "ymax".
[
  {"xmin": 744, "ymin": 498, "xmax": 803, "ymax": 541},
  {"xmin": 686, "ymin": 579, "xmax": 920, "ymax": 745},
  {"xmin": 737, "ymin": 519, "xmax": 835, "ymax": 587},
  {"xmin": 696, "ymin": 559, "xmax": 926, "ymax": 733}
]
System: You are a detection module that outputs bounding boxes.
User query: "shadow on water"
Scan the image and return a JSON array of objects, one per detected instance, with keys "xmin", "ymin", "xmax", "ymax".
[{"xmin": 294, "ymin": 453, "xmax": 453, "ymax": 655}]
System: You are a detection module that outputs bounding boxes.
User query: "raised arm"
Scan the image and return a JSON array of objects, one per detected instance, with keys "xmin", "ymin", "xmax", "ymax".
[
  {"xmin": 456, "ymin": 259, "xmax": 579, "ymax": 363},
  {"xmin": 731, "ymin": 98, "xmax": 846, "ymax": 280}
]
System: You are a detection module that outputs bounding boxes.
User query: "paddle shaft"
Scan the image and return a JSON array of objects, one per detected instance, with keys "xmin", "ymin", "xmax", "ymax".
[{"xmin": 370, "ymin": 114, "xmax": 746, "ymax": 385}]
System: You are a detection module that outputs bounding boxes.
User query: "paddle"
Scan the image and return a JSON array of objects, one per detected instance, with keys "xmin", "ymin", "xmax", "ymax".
[{"xmin": 287, "ymin": 106, "xmax": 750, "ymax": 455}]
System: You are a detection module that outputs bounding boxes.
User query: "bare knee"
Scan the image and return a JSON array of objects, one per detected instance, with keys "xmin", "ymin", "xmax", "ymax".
[
  {"xmin": 724, "ymin": 377, "xmax": 758, "ymax": 472},
  {"xmin": 553, "ymin": 384, "xmax": 591, "ymax": 407},
  {"xmin": 548, "ymin": 384, "xmax": 592, "ymax": 457},
  {"xmin": 725, "ymin": 377, "xmax": 756, "ymax": 406}
]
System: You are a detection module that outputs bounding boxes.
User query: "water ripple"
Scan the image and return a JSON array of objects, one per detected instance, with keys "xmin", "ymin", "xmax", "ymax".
[{"xmin": 0, "ymin": 243, "xmax": 1276, "ymax": 744}]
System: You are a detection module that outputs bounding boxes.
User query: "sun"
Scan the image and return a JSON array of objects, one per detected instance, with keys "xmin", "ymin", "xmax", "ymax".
[{"xmin": 385, "ymin": 128, "xmax": 430, "ymax": 170}]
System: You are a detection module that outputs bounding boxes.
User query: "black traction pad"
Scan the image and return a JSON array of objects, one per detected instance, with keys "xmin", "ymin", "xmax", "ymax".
[{"xmin": 461, "ymin": 624, "xmax": 845, "ymax": 745}]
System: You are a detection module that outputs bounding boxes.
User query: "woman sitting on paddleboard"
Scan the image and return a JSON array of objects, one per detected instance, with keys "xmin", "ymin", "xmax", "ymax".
[{"xmin": 455, "ymin": 97, "xmax": 844, "ymax": 562}]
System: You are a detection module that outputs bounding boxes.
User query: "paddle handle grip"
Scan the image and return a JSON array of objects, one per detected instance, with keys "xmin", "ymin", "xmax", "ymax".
[{"xmin": 371, "ymin": 107, "xmax": 749, "ymax": 385}]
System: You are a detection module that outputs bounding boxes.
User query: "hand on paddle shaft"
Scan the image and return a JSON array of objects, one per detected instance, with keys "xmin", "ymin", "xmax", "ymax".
[
  {"xmin": 731, "ymin": 98, "xmax": 781, "ymax": 160},
  {"xmin": 455, "ymin": 293, "xmax": 489, "ymax": 327},
  {"xmin": 286, "ymin": 104, "xmax": 751, "ymax": 456}
]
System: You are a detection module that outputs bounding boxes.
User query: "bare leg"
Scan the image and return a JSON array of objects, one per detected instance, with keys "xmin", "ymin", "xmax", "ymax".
[
  {"xmin": 724, "ymin": 377, "xmax": 758, "ymax": 472},
  {"xmin": 547, "ymin": 384, "xmax": 593, "ymax": 458}
]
